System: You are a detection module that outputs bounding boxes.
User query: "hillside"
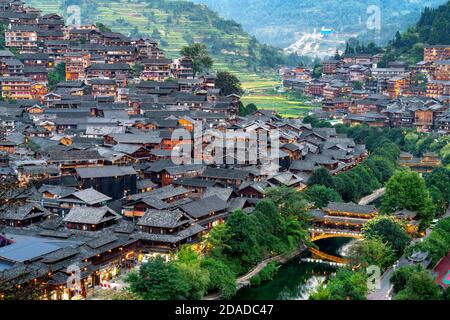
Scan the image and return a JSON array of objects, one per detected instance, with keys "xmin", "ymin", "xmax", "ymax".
[
  {"xmin": 192, "ymin": 0, "xmax": 448, "ymax": 48},
  {"xmin": 381, "ymin": 0, "xmax": 450, "ymax": 65},
  {"xmin": 22, "ymin": 0, "xmax": 319, "ymax": 117},
  {"xmin": 25, "ymin": 0, "xmax": 308, "ymax": 72}
]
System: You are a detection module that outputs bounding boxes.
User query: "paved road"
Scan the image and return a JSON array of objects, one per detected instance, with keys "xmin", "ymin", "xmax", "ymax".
[
  {"xmin": 358, "ymin": 188, "xmax": 386, "ymax": 206},
  {"xmin": 367, "ymin": 257, "xmax": 409, "ymax": 300}
]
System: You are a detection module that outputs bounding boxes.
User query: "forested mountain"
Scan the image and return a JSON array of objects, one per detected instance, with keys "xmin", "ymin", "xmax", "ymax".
[
  {"xmin": 385, "ymin": 0, "xmax": 450, "ymax": 63},
  {"xmin": 192, "ymin": 0, "xmax": 448, "ymax": 47},
  {"xmin": 25, "ymin": 0, "xmax": 309, "ymax": 71}
]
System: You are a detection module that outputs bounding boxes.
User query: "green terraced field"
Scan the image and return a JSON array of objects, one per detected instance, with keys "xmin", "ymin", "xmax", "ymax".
[
  {"xmin": 241, "ymin": 92, "xmax": 319, "ymax": 118},
  {"xmin": 26, "ymin": 0, "xmax": 254, "ymax": 66}
]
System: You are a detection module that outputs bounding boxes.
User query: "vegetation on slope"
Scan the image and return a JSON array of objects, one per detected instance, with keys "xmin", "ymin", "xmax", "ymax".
[
  {"xmin": 344, "ymin": 1, "xmax": 450, "ymax": 66},
  {"xmin": 192, "ymin": 0, "xmax": 447, "ymax": 47},
  {"xmin": 26, "ymin": 0, "xmax": 309, "ymax": 71}
]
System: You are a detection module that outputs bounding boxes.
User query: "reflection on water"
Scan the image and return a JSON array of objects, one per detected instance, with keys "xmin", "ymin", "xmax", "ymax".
[
  {"xmin": 234, "ymin": 238, "xmax": 354, "ymax": 300},
  {"xmin": 280, "ymin": 274, "xmax": 327, "ymax": 300},
  {"xmin": 338, "ymin": 239, "xmax": 361, "ymax": 257}
]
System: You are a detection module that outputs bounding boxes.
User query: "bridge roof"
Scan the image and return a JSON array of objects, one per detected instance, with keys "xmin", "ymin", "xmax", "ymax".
[
  {"xmin": 308, "ymin": 209, "xmax": 326, "ymax": 219},
  {"xmin": 320, "ymin": 215, "xmax": 371, "ymax": 225},
  {"xmin": 326, "ymin": 202, "xmax": 377, "ymax": 215}
]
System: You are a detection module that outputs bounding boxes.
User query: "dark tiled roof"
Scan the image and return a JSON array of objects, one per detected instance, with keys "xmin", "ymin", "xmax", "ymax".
[
  {"xmin": 76, "ymin": 165, "xmax": 137, "ymax": 179},
  {"xmin": 46, "ymin": 149, "xmax": 103, "ymax": 162},
  {"xmin": 325, "ymin": 202, "xmax": 377, "ymax": 215},
  {"xmin": 137, "ymin": 209, "xmax": 191, "ymax": 228},
  {"xmin": 63, "ymin": 206, "xmax": 120, "ymax": 225},
  {"xmin": 180, "ymin": 195, "xmax": 228, "ymax": 218},
  {"xmin": 201, "ymin": 168, "xmax": 250, "ymax": 180}
]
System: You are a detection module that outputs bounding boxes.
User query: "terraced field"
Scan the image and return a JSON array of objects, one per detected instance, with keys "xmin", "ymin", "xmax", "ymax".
[
  {"xmin": 25, "ymin": 0, "xmax": 319, "ymax": 117},
  {"xmin": 242, "ymin": 90, "xmax": 319, "ymax": 118},
  {"xmin": 26, "ymin": 0, "xmax": 253, "ymax": 63}
]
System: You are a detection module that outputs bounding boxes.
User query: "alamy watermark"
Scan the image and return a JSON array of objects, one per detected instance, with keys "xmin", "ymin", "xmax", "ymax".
[
  {"xmin": 66, "ymin": 5, "xmax": 81, "ymax": 28},
  {"xmin": 366, "ymin": 265, "xmax": 381, "ymax": 291}
]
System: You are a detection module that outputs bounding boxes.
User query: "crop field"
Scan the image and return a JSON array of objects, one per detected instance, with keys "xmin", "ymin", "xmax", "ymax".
[{"xmin": 241, "ymin": 92, "xmax": 319, "ymax": 118}]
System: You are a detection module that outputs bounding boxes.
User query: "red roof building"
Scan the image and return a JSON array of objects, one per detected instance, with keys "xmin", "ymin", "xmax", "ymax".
[{"xmin": 433, "ymin": 253, "xmax": 450, "ymax": 289}]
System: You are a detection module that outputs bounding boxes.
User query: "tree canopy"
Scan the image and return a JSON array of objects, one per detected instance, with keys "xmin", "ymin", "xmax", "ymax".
[
  {"xmin": 362, "ymin": 216, "xmax": 410, "ymax": 255},
  {"xmin": 308, "ymin": 167, "xmax": 334, "ymax": 189},
  {"xmin": 126, "ymin": 256, "xmax": 189, "ymax": 300},
  {"xmin": 382, "ymin": 170, "xmax": 435, "ymax": 223},
  {"xmin": 215, "ymin": 71, "xmax": 244, "ymax": 96},
  {"xmin": 48, "ymin": 63, "xmax": 66, "ymax": 90},
  {"xmin": 348, "ymin": 237, "xmax": 396, "ymax": 270},
  {"xmin": 303, "ymin": 184, "xmax": 341, "ymax": 208},
  {"xmin": 310, "ymin": 268, "xmax": 368, "ymax": 300},
  {"xmin": 180, "ymin": 43, "xmax": 213, "ymax": 74},
  {"xmin": 395, "ymin": 269, "xmax": 443, "ymax": 300}
]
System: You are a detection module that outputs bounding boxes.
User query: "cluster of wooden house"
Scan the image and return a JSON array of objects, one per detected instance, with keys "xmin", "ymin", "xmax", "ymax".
[
  {"xmin": 0, "ymin": 0, "xmax": 372, "ymax": 300},
  {"xmin": 283, "ymin": 47, "xmax": 450, "ymax": 133}
]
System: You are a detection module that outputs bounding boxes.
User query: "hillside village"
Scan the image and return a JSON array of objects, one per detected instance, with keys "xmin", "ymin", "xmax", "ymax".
[
  {"xmin": 283, "ymin": 46, "xmax": 450, "ymax": 132},
  {"xmin": 0, "ymin": 0, "xmax": 377, "ymax": 299},
  {"xmin": 0, "ymin": 0, "xmax": 449, "ymax": 302}
]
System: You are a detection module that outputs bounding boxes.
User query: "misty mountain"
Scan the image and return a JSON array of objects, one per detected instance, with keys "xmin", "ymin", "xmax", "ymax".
[{"xmin": 191, "ymin": 0, "xmax": 448, "ymax": 47}]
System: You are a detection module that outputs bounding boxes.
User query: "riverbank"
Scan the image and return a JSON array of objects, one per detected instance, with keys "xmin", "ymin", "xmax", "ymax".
[
  {"xmin": 203, "ymin": 245, "xmax": 307, "ymax": 300},
  {"xmin": 234, "ymin": 238, "xmax": 354, "ymax": 300}
]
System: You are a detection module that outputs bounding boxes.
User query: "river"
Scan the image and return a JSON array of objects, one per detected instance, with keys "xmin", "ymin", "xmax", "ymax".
[{"xmin": 234, "ymin": 238, "xmax": 359, "ymax": 300}]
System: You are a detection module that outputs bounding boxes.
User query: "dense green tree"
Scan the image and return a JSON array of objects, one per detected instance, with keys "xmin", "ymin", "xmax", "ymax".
[
  {"xmin": 250, "ymin": 262, "xmax": 278, "ymax": 285},
  {"xmin": 174, "ymin": 246, "xmax": 210, "ymax": 299},
  {"xmin": 312, "ymin": 63, "xmax": 323, "ymax": 79},
  {"xmin": 308, "ymin": 167, "xmax": 334, "ymax": 189},
  {"xmin": 238, "ymin": 102, "xmax": 259, "ymax": 116},
  {"xmin": 126, "ymin": 257, "xmax": 189, "ymax": 300},
  {"xmin": 201, "ymin": 257, "xmax": 236, "ymax": 299},
  {"xmin": 96, "ymin": 22, "xmax": 112, "ymax": 32},
  {"xmin": 408, "ymin": 229, "xmax": 449, "ymax": 266},
  {"xmin": 351, "ymin": 166, "xmax": 381, "ymax": 194},
  {"xmin": 371, "ymin": 142, "xmax": 401, "ymax": 161},
  {"xmin": 348, "ymin": 237, "xmax": 396, "ymax": 270},
  {"xmin": 310, "ymin": 269, "xmax": 368, "ymax": 300},
  {"xmin": 333, "ymin": 174, "xmax": 357, "ymax": 202},
  {"xmin": 131, "ymin": 63, "xmax": 144, "ymax": 78},
  {"xmin": 395, "ymin": 269, "xmax": 443, "ymax": 300},
  {"xmin": 382, "ymin": 171, "xmax": 435, "ymax": 223},
  {"xmin": 352, "ymin": 81, "xmax": 363, "ymax": 90},
  {"xmin": 215, "ymin": 71, "xmax": 244, "ymax": 96},
  {"xmin": 205, "ymin": 223, "xmax": 231, "ymax": 258},
  {"xmin": 424, "ymin": 167, "xmax": 450, "ymax": 215},
  {"xmin": 281, "ymin": 214, "xmax": 310, "ymax": 248},
  {"xmin": 253, "ymin": 200, "xmax": 283, "ymax": 236},
  {"xmin": 444, "ymin": 287, "xmax": 450, "ymax": 301},
  {"xmin": 364, "ymin": 156, "xmax": 396, "ymax": 183},
  {"xmin": 222, "ymin": 210, "xmax": 261, "ymax": 269},
  {"xmin": 345, "ymin": 170, "xmax": 367, "ymax": 199},
  {"xmin": 265, "ymin": 186, "xmax": 310, "ymax": 220},
  {"xmin": 304, "ymin": 184, "xmax": 341, "ymax": 208},
  {"xmin": 48, "ymin": 63, "xmax": 66, "ymax": 90},
  {"xmin": 0, "ymin": 23, "xmax": 7, "ymax": 49},
  {"xmin": 302, "ymin": 116, "xmax": 332, "ymax": 128},
  {"xmin": 252, "ymin": 200, "xmax": 286, "ymax": 253},
  {"xmin": 407, "ymin": 217, "xmax": 450, "ymax": 266},
  {"xmin": 391, "ymin": 265, "xmax": 420, "ymax": 293},
  {"xmin": 180, "ymin": 43, "xmax": 213, "ymax": 74},
  {"xmin": 362, "ymin": 216, "xmax": 410, "ymax": 255}
]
